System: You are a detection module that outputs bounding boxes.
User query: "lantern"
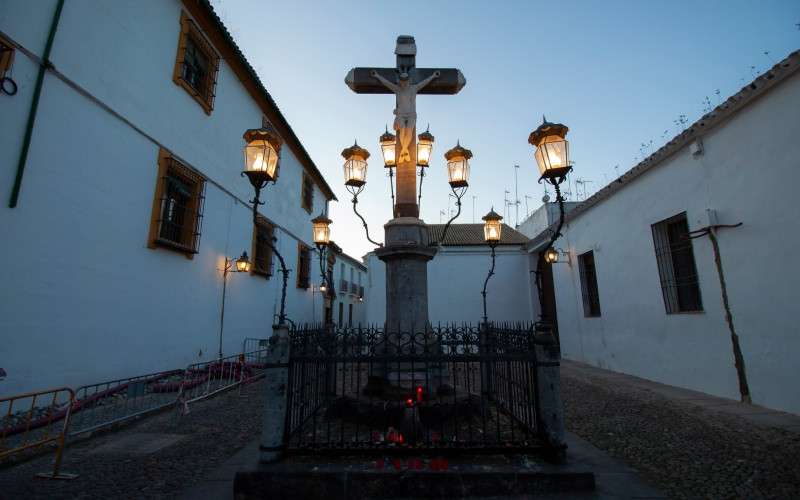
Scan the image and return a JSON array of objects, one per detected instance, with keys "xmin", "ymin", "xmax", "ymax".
[
  {"xmin": 243, "ymin": 125, "xmax": 282, "ymax": 186},
  {"xmin": 482, "ymin": 209, "xmax": 503, "ymax": 244},
  {"xmin": 380, "ymin": 128, "xmax": 396, "ymax": 167},
  {"xmin": 444, "ymin": 141, "xmax": 472, "ymax": 188},
  {"xmin": 311, "ymin": 213, "xmax": 332, "ymax": 246},
  {"xmin": 416, "ymin": 128, "xmax": 434, "ymax": 167},
  {"xmin": 235, "ymin": 251, "xmax": 252, "ymax": 272},
  {"xmin": 342, "ymin": 142, "xmax": 370, "ymax": 187},
  {"xmin": 528, "ymin": 117, "xmax": 570, "ymax": 184},
  {"xmin": 544, "ymin": 247, "xmax": 559, "ymax": 264}
]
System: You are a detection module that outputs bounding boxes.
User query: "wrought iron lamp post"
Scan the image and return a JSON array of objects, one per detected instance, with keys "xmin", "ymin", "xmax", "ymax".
[
  {"xmin": 481, "ymin": 209, "xmax": 503, "ymax": 325},
  {"xmin": 342, "ymin": 142, "xmax": 381, "ymax": 247},
  {"xmin": 528, "ymin": 117, "xmax": 572, "ymax": 326},
  {"xmin": 242, "ymin": 124, "xmax": 291, "ymax": 326}
]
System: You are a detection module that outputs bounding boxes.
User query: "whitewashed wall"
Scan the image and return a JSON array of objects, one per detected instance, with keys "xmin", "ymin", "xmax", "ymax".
[
  {"xmin": 548, "ymin": 62, "xmax": 800, "ymax": 415},
  {"xmin": 0, "ymin": 1, "xmax": 331, "ymax": 397},
  {"xmin": 365, "ymin": 245, "xmax": 534, "ymax": 327}
]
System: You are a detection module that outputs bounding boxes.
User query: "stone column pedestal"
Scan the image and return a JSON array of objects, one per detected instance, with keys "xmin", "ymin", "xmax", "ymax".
[
  {"xmin": 259, "ymin": 323, "xmax": 290, "ymax": 463},
  {"xmin": 534, "ymin": 323, "xmax": 567, "ymax": 464},
  {"xmin": 366, "ymin": 218, "xmax": 447, "ymax": 397}
]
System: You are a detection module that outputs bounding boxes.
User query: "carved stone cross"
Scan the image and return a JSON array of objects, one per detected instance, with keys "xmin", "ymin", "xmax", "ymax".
[{"xmin": 345, "ymin": 35, "xmax": 466, "ymax": 218}]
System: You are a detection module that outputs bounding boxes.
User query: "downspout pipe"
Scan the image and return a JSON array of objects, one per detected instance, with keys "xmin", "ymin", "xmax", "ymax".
[{"xmin": 8, "ymin": 0, "xmax": 65, "ymax": 208}]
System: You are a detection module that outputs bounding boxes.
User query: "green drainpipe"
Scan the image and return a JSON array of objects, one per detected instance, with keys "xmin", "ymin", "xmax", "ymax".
[{"xmin": 8, "ymin": 0, "xmax": 65, "ymax": 208}]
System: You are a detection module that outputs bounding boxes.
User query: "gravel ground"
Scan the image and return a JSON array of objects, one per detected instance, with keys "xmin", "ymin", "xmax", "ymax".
[
  {"xmin": 561, "ymin": 363, "xmax": 800, "ymax": 498},
  {"xmin": 2, "ymin": 363, "xmax": 798, "ymax": 499}
]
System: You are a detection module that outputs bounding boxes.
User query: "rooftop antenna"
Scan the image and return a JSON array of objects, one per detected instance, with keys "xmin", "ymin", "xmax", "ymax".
[
  {"xmin": 514, "ymin": 164, "xmax": 520, "ymax": 227},
  {"xmin": 524, "ymin": 195, "xmax": 532, "ymax": 217}
]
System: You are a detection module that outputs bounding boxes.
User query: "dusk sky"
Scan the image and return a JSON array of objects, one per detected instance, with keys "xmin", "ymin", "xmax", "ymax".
[{"xmin": 211, "ymin": 1, "xmax": 798, "ymax": 259}]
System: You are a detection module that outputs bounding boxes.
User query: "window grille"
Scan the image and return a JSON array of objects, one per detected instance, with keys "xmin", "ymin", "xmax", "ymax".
[
  {"xmin": 301, "ymin": 173, "xmax": 314, "ymax": 212},
  {"xmin": 578, "ymin": 251, "xmax": 601, "ymax": 317},
  {"xmin": 150, "ymin": 154, "xmax": 205, "ymax": 255},
  {"xmin": 651, "ymin": 213, "xmax": 703, "ymax": 313},
  {"xmin": 253, "ymin": 215, "xmax": 274, "ymax": 278},
  {"xmin": 297, "ymin": 244, "xmax": 311, "ymax": 288},
  {"xmin": 173, "ymin": 12, "xmax": 219, "ymax": 114}
]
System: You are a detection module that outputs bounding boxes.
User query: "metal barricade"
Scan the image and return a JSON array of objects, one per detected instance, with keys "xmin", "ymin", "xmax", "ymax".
[
  {"xmin": 1, "ymin": 387, "xmax": 78, "ymax": 479},
  {"xmin": 69, "ymin": 369, "xmax": 184, "ymax": 437},
  {"xmin": 178, "ymin": 351, "xmax": 267, "ymax": 405}
]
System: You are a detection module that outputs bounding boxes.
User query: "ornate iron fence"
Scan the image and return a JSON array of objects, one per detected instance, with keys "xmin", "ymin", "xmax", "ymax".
[{"xmin": 283, "ymin": 323, "xmax": 555, "ymax": 457}]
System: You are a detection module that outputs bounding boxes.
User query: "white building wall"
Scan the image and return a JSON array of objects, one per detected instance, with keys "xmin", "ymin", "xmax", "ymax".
[
  {"xmin": 0, "ymin": 1, "xmax": 333, "ymax": 397},
  {"xmin": 365, "ymin": 246, "xmax": 534, "ymax": 327},
  {"xmin": 550, "ymin": 64, "xmax": 800, "ymax": 415}
]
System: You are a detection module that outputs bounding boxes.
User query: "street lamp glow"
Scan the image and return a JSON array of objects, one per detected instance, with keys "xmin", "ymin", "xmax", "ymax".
[
  {"xmin": 343, "ymin": 142, "xmax": 370, "ymax": 188},
  {"xmin": 445, "ymin": 141, "xmax": 472, "ymax": 188},
  {"xmin": 416, "ymin": 128, "xmax": 434, "ymax": 167},
  {"xmin": 544, "ymin": 247, "xmax": 559, "ymax": 264},
  {"xmin": 311, "ymin": 213, "xmax": 333, "ymax": 246},
  {"xmin": 380, "ymin": 128, "xmax": 396, "ymax": 167},
  {"xmin": 236, "ymin": 251, "xmax": 252, "ymax": 272},
  {"xmin": 482, "ymin": 209, "xmax": 503, "ymax": 244},
  {"xmin": 243, "ymin": 125, "xmax": 283, "ymax": 186},
  {"xmin": 528, "ymin": 117, "xmax": 570, "ymax": 184}
]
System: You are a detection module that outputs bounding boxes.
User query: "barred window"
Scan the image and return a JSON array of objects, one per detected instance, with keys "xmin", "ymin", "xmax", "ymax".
[
  {"xmin": 301, "ymin": 172, "xmax": 314, "ymax": 213},
  {"xmin": 252, "ymin": 215, "xmax": 273, "ymax": 278},
  {"xmin": 173, "ymin": 11, "xmax": 219, "ymax": 114},
  {"xmin": 578, "ymin": 251, "xmax": 601, "ymax": 317},
  {"xmin": 297, "ymin": 244, "xmax": 311, "ymax": 289},
  {"xmin": 1, "ymin": 36, "xmax": 14, "ymax": 76},
  {"xmin": 148, "ymin": 149, "xmax": 205, "ymax": 257},
  {"xmin": 651, "ymin": 213, "xmax": 703, "ymax": 313}
]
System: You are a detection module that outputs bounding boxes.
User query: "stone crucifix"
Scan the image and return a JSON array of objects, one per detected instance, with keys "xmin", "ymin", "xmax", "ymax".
[{"xmin": 345, "ymin": 35, "xmax": 466, "ymax": 218}]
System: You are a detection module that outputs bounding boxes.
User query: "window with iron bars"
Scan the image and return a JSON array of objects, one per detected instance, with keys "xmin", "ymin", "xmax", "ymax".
[
  {"xmin": 578, "ymin": 250, "xmax": 601, "ymax": 317},
  {"xmin": 651, "ymin": 212, "xmax": 703, "ymax": 313},
  {"xmin": 301, "ymin": 172, "xmax": 314, "ymax": 213},
  {"xmin": 297, "ymin": 244, "xmax": 311, "ymax": 289},
  {"xmin": 0, "ymin": 36, "xmax": 14, "ymax": 77},
  {"xmin": 148, "ymin": 149, "xmax": 205, "ymax": 257},
  {"xmin": 252, "ymin": 215, "xmax": 274, "ymax": 278},
  {"xmin": 173, "ymin": 11, "xmax": 219, "ymax": 115}
]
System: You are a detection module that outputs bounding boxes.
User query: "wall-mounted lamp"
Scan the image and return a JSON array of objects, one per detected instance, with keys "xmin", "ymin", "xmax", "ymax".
[
  {"xmin": 220, "ymin": 250, "xmax": 250, "ymax": 359},
  {"xmin": 544, "ymin": 247, "xmax": 571, "ymax": 265},
  {"xmin": 235, "ymin": 251, "xmax": 252, "ymax": 273}
]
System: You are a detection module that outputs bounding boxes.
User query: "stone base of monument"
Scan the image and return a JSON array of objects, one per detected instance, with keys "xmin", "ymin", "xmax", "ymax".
[{"xmin": 234, "ymin": 454, "xmax": 596, "ymax": 498}]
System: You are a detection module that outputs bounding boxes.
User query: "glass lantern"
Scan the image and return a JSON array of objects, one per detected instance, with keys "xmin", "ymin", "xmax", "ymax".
[
  {"xmin": 444, "ymin": 141, "xmax": 472, "ymax": 188},
  {"xmin": 380, "ymin": 128, "xmax": 396, "ymax": 167},
  {"xmin": 482, "ymin": 209, "xmax": 503, "ymax": 243},
  {"xmin": 342, "ymin": 142, "xmax": 370, "ymax": 187},
  {"xmin": 235, "ymin": 251, "xmax": 252, "ymax": 272},
  {"xmin": 311, "ymin": 213, "xmax": 333, "ymax": 246},
  {"xmin": 416, "ymin": 128, "xmax": 434, "ymax": 167},
  {"xmin": 528, "ymin": 118, "xmax": 570, "ymax": 184},
  {"xmin": 243, "ymin": 125, "xmax": 283, "ymax": 186}
]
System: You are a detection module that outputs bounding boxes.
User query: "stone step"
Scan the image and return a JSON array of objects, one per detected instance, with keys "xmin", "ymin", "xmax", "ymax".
[{"xmin": 234, "ymin": 455, "xmax": 595, "ymax": 498}]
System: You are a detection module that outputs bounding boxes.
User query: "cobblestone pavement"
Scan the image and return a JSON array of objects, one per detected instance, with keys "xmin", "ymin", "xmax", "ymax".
[
  {"xmin": 561, "ymin": 361, "xmax": 800, "ymax": 498},
  {"xmin": 0, "ymin": 381, "xmax": 267, "ymax": 499},
  {"xmin": 2, "ymin": 363, "xmax": 798, "ymax": 498}
]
